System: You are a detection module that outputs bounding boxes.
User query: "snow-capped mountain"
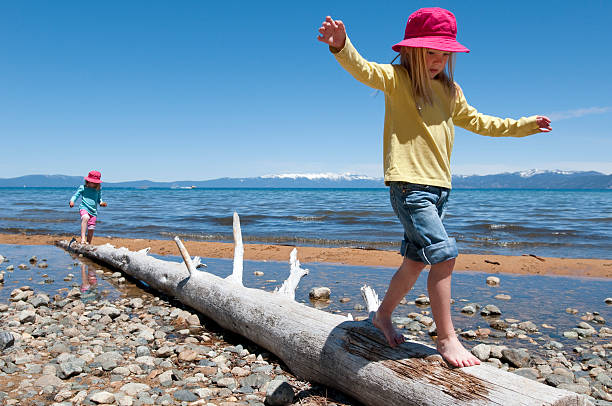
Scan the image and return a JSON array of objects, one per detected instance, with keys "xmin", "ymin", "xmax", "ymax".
[
  {"xmin": 261, "ymin": 172, "xmax": 378, "ymax": 181},
  {"xmin": 518, "ymin": 169, "xmax": 576, "ymax": 178},
  {"xmin": 1, "ymin": 170, "xmax": 610, "ymax": 189}
]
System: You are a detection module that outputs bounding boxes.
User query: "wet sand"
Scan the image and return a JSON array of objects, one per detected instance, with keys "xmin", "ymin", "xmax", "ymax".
[{"xmin": 1, "ymin": 233, "xmax": 610, "ymax": 278}]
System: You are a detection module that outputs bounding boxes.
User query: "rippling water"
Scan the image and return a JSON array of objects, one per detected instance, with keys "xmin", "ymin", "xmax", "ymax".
[{"xmin": 0, "ymin": 187, "xmax": 610, "ymax": 258}]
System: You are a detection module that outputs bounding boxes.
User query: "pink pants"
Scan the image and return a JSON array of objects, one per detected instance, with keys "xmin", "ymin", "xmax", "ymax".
[{"xmin": 79, "ymin": 210, "xmax": 97, "ymax": 230}]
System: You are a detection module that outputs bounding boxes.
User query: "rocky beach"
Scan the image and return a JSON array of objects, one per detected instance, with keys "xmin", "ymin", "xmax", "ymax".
[{"xmin": 0, "ymin": 239, "xmax": 611, "ymax": 405}]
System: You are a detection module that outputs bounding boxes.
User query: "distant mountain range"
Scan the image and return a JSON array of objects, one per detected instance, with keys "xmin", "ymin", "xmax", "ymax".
[{"xmin": 0, "ymin": 170, "xmax": 610, "ymax": 189}]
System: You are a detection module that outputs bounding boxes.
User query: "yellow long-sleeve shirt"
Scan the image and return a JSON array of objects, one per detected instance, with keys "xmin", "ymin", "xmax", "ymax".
[{"xmin": 332, "ymin": 37, "xmax": 540, "ymax": 189}]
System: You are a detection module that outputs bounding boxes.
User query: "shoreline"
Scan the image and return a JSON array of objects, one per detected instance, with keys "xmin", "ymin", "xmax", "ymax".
[{"xmin": 0, "ymin": 232, "xmax": 610, "ymax": 279}]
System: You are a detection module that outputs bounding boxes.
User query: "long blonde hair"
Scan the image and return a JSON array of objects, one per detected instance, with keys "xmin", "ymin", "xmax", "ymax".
[{"xmin": 398, "ymin": 47, "xmax": 456, "ymax": 107}]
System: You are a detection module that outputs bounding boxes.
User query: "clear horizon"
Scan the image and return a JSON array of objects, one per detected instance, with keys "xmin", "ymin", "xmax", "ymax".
[
  {"xmin": 1, "ymin": 1, "xmax": 611, "ymax": 182},
  {"xmin": 2, "ymin": 168, "xmax": 611, "ymax": 184}
]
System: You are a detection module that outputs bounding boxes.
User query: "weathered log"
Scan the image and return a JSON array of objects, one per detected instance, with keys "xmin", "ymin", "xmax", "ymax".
[{"xmin": 57, "ymin": 219, "xmax": 590, "ymax": 405}]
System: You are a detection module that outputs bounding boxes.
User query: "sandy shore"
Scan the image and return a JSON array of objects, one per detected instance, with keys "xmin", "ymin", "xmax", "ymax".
[{"xmin": 1, "ymin": 233, "xmax": 610, "ymax": 278}]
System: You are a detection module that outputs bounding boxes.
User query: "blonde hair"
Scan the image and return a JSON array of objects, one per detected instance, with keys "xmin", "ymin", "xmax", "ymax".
[{"xmin": 398, "ymin": 47, "xmax": 456, "ymax": 107}]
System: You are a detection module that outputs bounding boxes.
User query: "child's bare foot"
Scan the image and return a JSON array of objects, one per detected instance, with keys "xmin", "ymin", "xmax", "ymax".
[
  {"xmin": 373, "ymin": 311, "xmax": 405, "ymax": 347},
  {"xmin": 436, "ymin": 335, "xmax": 481, "ymax": 368},
  {"xmin": 80, "ymin": 239, "xmax": 87, "ymax": 244}
]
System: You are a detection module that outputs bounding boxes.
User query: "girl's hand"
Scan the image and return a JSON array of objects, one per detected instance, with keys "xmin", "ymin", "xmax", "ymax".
[
  {"xmin": 69, "ymin": 201, "xmax": 74, "ymax": 208},
  {"xmin": 536, "ymin": 116, "xmax": 552, "ymax": 132},
  {"xmin": 317, "ymin": 16, "xmax": 346, "ymax": 50},
  {"xmin": 100, "ymin": 202, "xmax": 107, "ymax": 207}
]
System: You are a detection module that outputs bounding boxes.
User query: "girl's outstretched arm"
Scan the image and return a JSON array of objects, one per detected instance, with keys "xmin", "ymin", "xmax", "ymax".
[
  {"xmin": 453, "ymin": 86, "xmax": 550, "ymax": 138},
  {"xmin": 318, "ymin": 16, "xmax": 397, "ymax": 93},
  {"xmin": 317, "ymin": 16, "xmax": 346, "ymax": 50},
  {"xmin": 536, "ymin": 116, "xmax": 552, "ymax": 132}
]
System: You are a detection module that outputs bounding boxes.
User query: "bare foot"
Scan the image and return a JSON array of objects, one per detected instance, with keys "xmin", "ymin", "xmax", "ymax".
[
  {"xmin": 80, "ymin": 239, "xmax": 87, "ymax": 244},
  {"xmin": 436, "ymin": 335, "xmax": 481, "ymax": 368},
  {"xmin": 373, "ymin": 311, "xmax": 405, "ymax": 347}
]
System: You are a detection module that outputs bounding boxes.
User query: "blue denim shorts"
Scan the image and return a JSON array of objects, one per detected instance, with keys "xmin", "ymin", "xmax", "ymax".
[{"xmin": 389, "ymin": 182, "xmax": 458, "ymax": 265}]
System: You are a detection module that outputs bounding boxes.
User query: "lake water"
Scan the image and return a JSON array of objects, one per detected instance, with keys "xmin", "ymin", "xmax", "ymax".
[{"xmin": 0, "ymin": 187, "xmax": 611, "ymax": 259}]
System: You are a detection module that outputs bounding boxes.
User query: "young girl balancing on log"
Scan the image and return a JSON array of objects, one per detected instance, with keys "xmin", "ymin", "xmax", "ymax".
[
  {"xmin": 69, "ymin": 170, "xmax": 107, "ymax": 245},
  {"xmin": 317, "ymin": 7, "xmax": 552, "ymax": 367}
]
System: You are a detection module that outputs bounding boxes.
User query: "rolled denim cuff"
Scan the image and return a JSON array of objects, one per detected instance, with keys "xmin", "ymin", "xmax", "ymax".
[{"xmin": 419, "ymin": 238, "xmax": 458, "ymax": 265}]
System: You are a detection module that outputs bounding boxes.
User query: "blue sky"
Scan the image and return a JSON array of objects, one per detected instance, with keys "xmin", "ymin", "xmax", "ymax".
[{"xmin": 1, "ymin": 1, "xmax": 610, "ymax": 182}]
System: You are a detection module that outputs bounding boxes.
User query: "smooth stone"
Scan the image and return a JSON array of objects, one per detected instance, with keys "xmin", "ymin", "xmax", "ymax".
[
  {"xmin": 90, "ymin": 391, "xmax": 115, "ymax": 404},
  {"xmin": 95, "ymin": 351, "xmax": 124, "ymax": 370},
  {"xmin": 595, "ymin": 373, "xmax": 612, "ymax": 388},
  {"xmin": 18, "ymin": 310, "xmax": 36, "ymax": 324},
  {"xmin": 518, "ymin": 321, "xmax": 538, "ymax": 332},
  {"xmin": 489, "ymin": 319, "xmax": 508, "ymax": 331},
  {"xmin": 240, "ymin": 373, "xmax": 272, "ymax": 389},
  {"xmin": 481, "ymin": 304, "xmax": 502, "ymax": 316},
  {"xmin": 0, "ymin": 331, "xmax": 15, "ymax": 351},
  {"xmin": 545, "ymin": 374, "xmax": 574, "ymax": 387},
  {"xmin": 136, "ymin": 346, "xmax": 150, "ymax": 357},
  {"xmin": 217, "ymin": 377, "xmax": 237, "ymax": 390},
  {"xmin": 461, "ymin": 304, "xmax": 478, "ymax": 314},
  {"xmin": 173, "ymin": 389, "xmax": 198, "ymax": 402},
  {"xmin": 265, "ymin": 380, "xmax": 294, "ymax": 406},
  {"xmin": 490, "ymin": 345, "xmax": 506, "ymax": 358},
  {"xmin": 573, "ymin": 328, "xmax": 594, "ymax": 338},
  {"xmin": 252, "ymin": 365, "xmax": 274, "ymax": 374},
  {"xmin": 577, "ymin": 321, "xmax": 595, "ymax": 330},
  {"xmin": 419, "ymin": 316, "xmax": 434, "ymax": 326},
  {"xmin": 120, "ymin": 382, "xmax": 151, "ymax": 396},
  {"xmin": 193, "ymin": 388, "xmax": 212, "ymax": 399},
  {"xmin": 494, "ymin": 294, "xmax": 511, "ymax": 300},
  {"xmin": 501, "ymin": 348, "xmax": 530, "ymax": 368},
  {"xmin": 563, "ymin": 331, "xmax": 579, "ymax": 339},
  {"xmin": 486, "ymin": 276, "xmax": 500, "ymax": 286},
  {"xmin": 178, "ymin": 349, "xmax": 198, "ymax": 362},
  {"xmin": 414, "ymin": 296, "xmax": 430, "ymax": 306},
  {"xmin": 99, "ymin": 306, "xmax": 121, "ymax": 319},
  {"xmin": 471, "ymin": 344, "xmax": 491, "ymax": 361},
  {"xmin": 459, "ymin": 330, "xmax": 477, "ymax": 339},
  {"xmin": 513, "ymin": 368, "xmax": 539, "ymax": 381},
  {"xmin": 308, "ymin": 287, "xmax": 330, "ymax": 300},
  {"xmin": 34, "ymin": 374, "xmax": 63, "ymax": 388}
]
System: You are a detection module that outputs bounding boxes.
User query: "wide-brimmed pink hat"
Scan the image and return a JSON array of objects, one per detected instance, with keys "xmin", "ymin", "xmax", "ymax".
[
  {"xmin": 84, "ymin": 170, "xmax": 102, "ymax": 184},
  {"xmin": 392, "ymin": 7, "xmax": 469, "ymax": 53}
]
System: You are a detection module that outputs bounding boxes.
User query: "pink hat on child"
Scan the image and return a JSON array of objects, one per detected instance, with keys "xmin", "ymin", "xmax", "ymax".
[
  {"xmin": 392, "ymin": 7, "xmax": 469, "ymax": 53},
  {"xmin": 84, "ymin": 170, "xmax": 102, "ymax": 184}
]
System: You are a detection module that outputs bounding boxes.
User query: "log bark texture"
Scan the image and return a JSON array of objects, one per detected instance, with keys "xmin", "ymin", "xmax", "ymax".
[{"xmin": 56, "ymin": 240, "xmax": 591, "ymax": 406}]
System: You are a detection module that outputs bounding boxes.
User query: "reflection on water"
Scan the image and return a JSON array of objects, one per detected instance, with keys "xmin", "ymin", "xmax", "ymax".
[
  {"xmin": 0, "ymin": 244, "xmax": 120, "ymax": 303},
  {"xmin": 1, "ymin": 244, "xmax": 610, "ymax": 358}
]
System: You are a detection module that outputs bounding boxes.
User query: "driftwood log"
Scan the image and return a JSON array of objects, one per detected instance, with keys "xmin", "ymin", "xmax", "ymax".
[{"xmin": 56, "ymin": 213, "xmax": 590, "ymax": 406}]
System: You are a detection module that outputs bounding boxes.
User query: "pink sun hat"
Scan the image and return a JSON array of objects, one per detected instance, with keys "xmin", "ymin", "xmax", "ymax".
[
  {"xmin": 392, "ymin": 7, "xmax": 469, "ymax": 53},
  {"xmin": 84, "ymin": 170, "xmax": 102, "ymax": 184}
]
